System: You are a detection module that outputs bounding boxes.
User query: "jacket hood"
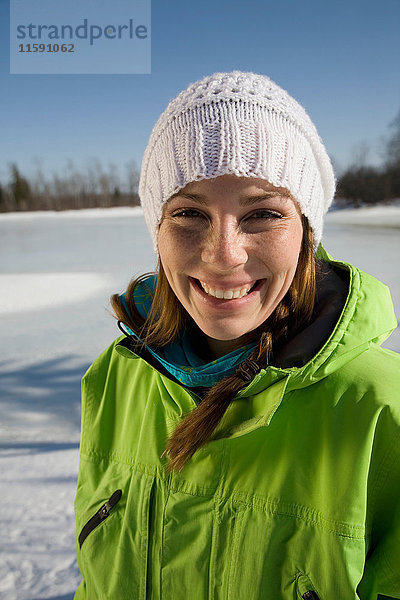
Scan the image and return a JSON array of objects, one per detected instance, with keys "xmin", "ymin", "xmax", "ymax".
[{"xmin": 282, "ymin": 245, "xmax": 397, "ymax": 390}]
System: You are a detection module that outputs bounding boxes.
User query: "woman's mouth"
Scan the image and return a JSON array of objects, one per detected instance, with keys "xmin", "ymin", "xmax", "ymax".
[{"xmin": 190, "ymin": 278, "xmax": 263, "ymax": 301}]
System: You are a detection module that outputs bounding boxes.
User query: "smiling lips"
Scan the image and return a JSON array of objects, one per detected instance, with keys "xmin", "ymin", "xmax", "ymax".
[{"xmin": 198, "ymin": 279, "xmax": 260, "ymax": 300}]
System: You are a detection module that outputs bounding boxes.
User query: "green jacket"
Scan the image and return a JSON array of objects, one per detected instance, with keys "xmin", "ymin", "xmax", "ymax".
[{"xmin": 74, "ymin": 247, "xmax": 400, "ymax": 599}]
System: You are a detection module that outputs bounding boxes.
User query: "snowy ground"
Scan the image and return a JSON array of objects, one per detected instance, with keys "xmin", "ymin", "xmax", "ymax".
[{"xmin": 0, "ymin": 205, "xmax": 399, "ymax": 599}]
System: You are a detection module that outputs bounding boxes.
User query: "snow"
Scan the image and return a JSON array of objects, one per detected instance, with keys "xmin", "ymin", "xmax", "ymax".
[
  {"xmin": 0, "ymin": 206, "xmax": 143, "ymax": 221},
  {"xmin": 0, "ymin": 207, "xmax": 156, "ymax": 600},
  {"xmin": 0, "ymin": 273, "xmax": 111, "ymax": 314},
  {"xmin": 0, "ymin": 206, "xmax": 399, "ymax": 599},
  {"xmin": 328, "ymin": 203, "xmax": 400, "ymax": 227}
]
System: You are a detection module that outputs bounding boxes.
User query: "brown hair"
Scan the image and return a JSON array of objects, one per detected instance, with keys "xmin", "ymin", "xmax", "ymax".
[{"xmin": 111, "ymin": 214, "xmax": 317, "ymax": 472}]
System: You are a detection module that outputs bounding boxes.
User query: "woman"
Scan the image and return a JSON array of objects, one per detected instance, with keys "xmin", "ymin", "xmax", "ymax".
[{"xmin": 74, "ymin": 72, "xmax": 400, "ymax": 599}]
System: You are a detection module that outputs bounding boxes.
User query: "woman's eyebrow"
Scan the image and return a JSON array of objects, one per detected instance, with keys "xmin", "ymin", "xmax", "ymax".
[{"xmin": 239, "ymin": 192, "xmax": 291, "ymax": 206}]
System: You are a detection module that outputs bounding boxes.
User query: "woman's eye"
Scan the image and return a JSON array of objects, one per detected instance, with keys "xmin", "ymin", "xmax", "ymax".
[
  {"xmin": 172, "ymin": 209, "xmax": 205, "ymax": 219},
  {"xmin": 246, "ymin": 210, "xmax": 283, "ymax": 220}
]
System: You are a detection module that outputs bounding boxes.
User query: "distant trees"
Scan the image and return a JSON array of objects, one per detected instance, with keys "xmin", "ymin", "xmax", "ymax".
[
  {"xmin": 384, "ymin": 108, "xmax": 400, "ymax": 200},
  {"xmin": 335, "ymin": 108, "xmax": 400, "ymax": 208},
  {"xmin": 7, "ymin": 164, "xmax": 31, "ymax": 211},
  {"xmin": 336, "ymin": 166, "xmax": 386, "ymax": 208},
  {"xmin": 386, "ymin": 109, "xmax": 400, "ymax": 166},
  {"xmin": 0, "ymin": 159, "xmax": 140, "ymax": 212},
  {"xmin": 2, "ymin": 110, "xmax": 400, "ymax": 213}
]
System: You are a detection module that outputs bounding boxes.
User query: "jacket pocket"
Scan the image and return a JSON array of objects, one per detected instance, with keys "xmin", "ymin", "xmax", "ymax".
[
  {"xmin": 76, "ymin": 474, "xmax": 155, "ymax": 600},
  {"xmin": 78, "ymin": 489, "xmax": 122, "ymax": 549},
  {"xmin": 296, "ymin": 572, "xmax": 321, "ymax": 599}
]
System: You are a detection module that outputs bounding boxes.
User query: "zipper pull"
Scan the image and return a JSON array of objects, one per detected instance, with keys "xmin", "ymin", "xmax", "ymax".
[
  {"xmin": 78, "ymin": 489, "xmax": 122, "ymax": 549},
  {"xmin": 302, "ymin": 592, "xmax": 320, "ymax": 600},
  {"xmin": 101, "ymin": 489, "xmax": 122, "ymax": 518}
]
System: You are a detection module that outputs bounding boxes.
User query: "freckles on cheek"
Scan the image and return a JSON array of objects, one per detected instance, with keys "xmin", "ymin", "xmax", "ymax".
[
  {"xmin": 254, "ymin": 230, "xmax": 301, "ymax": 274},
  {"xmin": 161, "ymin": 223, "xmax": 203, "ymax": 250},
  {"xmin": 177, "ymin": 229, "xmax": 202, "ymax": 249}
]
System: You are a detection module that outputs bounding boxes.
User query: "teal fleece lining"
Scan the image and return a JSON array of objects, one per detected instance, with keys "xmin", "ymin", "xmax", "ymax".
[{"xmin": 119, "ymin": 275, "xmax": 257, "ymax": 387}]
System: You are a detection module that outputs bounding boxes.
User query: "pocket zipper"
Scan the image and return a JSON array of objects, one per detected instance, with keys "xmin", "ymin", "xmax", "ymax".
[
  {"xmin": 78, "ymin": 489, "xmax": 122, "ymax": 549},
  {"xmin": 302, "ymin": 592, "xmax": 320, "ymax": 600}
]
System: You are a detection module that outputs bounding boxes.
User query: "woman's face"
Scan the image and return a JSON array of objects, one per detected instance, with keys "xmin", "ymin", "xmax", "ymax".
[{"xmin": 158, "ymin": 174, "xmax": 303, "ymax": 358}]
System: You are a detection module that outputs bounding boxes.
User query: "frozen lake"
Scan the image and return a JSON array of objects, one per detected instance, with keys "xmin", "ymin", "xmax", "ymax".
[{"xmin": 0, "ymin": 206, "xmax": 399, "ymax": 599}]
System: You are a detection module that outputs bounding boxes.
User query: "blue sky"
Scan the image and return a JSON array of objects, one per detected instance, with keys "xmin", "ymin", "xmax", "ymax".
[{"xmin": 1, "ymin": 0, "xmax": 400, "ymax": 186}]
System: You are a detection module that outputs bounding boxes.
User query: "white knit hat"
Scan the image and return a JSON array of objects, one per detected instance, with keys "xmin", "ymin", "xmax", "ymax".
[{"xmin": 139, "ymin": 71, "xmax": 335, "ymax": 251}]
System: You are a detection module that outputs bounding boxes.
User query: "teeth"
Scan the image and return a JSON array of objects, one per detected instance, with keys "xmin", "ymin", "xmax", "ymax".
[{"xmin": 199, "ymin": 280, "xmax": 253, "ymax": 299}]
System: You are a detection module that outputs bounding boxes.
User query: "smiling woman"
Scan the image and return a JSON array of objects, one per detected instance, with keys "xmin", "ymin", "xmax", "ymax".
[
  {"xmin": 158, "ymin": 176, "xmax": 304, "ymax": 350},
  {"xmin": 74, "ymin": 72, "xmax": 400, "ymax": 599}
]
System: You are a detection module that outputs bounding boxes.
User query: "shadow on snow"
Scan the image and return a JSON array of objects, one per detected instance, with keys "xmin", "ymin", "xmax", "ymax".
[{"xmin": 0, "ymin": 355, "xmax": 90, "ymax": 442}]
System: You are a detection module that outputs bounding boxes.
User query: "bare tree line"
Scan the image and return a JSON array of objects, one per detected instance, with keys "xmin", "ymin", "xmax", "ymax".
[
  {"xmin": 0, "ymin": 158, "xmax": 140, "ymax": 212},
  {"xmin": 1, "ymin": 109, "xmax": 399, "ymax": 213},
  {"xmin": 335, "ymin": 108, "xmax": 400, "ymax": 208}
]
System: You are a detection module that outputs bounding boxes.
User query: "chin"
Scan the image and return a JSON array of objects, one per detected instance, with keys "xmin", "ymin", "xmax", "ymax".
[{"xmin": 196, "ymin": 321, "xmax": 253, "ymax": 343}]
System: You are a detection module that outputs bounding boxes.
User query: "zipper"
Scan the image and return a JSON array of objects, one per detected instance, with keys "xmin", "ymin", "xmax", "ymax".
[
  {"xmin": 78, "ymin": 489, "xmax": 122, "ymax": 549},
  {"xmin": 296, "ymin": 572, "xmax": 321, "ymax": 600}
]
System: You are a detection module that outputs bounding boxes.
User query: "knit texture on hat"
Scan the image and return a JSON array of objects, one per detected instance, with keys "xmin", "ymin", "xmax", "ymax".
[{"xmin": 139, "ymin": 71, "xmax": 336, "ymax": 251}]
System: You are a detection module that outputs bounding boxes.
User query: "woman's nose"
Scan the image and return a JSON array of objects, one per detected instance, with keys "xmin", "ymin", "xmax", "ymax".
[{"xmin": 200, "ymin": 224, "xmax": 248, "ymax": 270}]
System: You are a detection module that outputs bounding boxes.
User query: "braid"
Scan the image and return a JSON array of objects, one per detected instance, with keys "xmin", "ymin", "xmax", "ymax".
[{"xmin": 161, "ymin": 294, "xmax": 293, "ymax": 473}]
